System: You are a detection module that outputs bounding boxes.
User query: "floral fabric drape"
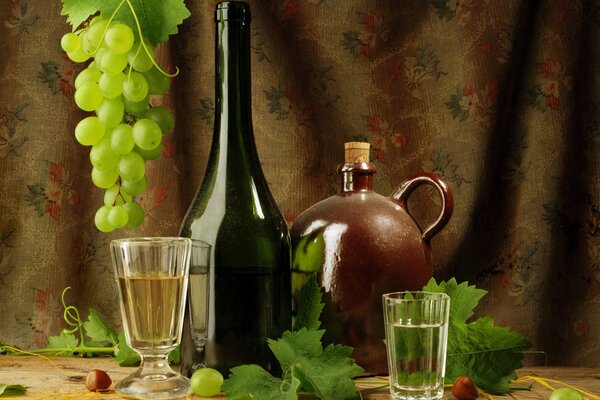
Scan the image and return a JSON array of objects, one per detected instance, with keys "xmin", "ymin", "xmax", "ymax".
[{"xmin": 0, "ymin": 0, "xmax": 598, "ymax": 367}]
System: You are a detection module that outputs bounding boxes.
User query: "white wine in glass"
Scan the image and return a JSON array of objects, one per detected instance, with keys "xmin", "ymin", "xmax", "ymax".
[{"xmin": 111, "ymin": 237, "xmax": 192, "ymax": 399}]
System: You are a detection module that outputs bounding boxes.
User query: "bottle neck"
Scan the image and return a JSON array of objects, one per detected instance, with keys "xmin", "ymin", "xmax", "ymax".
[
  {"xmin": 215, "ymin": 18, "xmax": 252, "ymax": 130},
  {"xmin": 213, "ymin": 5, "xmax": 258, "ymax": 165},
  {"xmin": 339, "ymin": 163, "xmax": 376, "ymax": 192}
]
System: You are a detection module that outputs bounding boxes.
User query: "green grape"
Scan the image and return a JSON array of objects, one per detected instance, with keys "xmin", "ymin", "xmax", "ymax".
[
  {"xmin": 82, "ymin": 19, "xmax": 109, "ymax": 55},
  {"xmin": 122, "ymin": 175, "xmax": 148, "ymax": 196},
  {"xmin": 124, "ymin": 202, "xmax": 144, "ymax": 228},
  {"xmin": 91, "ymin": 166, "xmax": 118, "ymax": 189},
  {"xmin": 122, "ymin": 95, "xmax": 149, "ymax": 115},
  {"xmin": 118, "ymin": 152, "xmax": 145, "ymax": 182},
  {"xmin": 108, "ymin": 205, "xmax": 129, "ymax": 228},
  {"xmin": 89, "ymin": 15, "xmax": 104, "ymax": 26},
  {"xmin": 122, "ymin": 72, "xmax": 149, "ymax": 102},
  {"xmin": 104, "ymin": 184, "xmax": 120, "ymax": 206},
  {"xmin": 190, "ymin": 368, "xmax": 224, "ymax": 397},
  {"xmin": 74, "ymin": 82, "xmax": 103, "ymax": 111},
  {"xmin": 94, "ymin": 205, "xmax": 115, "ymax": 232},
  {"xmin": 135, "ymin": 143, "xmax": 163, "ymax": 160},
  {"xmin": 67, "ymin": 46, "xmax": 90, "ymax": 63},
  {"xmin": 132, "ymin": 119, "xmax": 162, "ymax": 150},
  {"xmin": 96, "ymin": 97, "xmax": 125, "ymax": 128},
  {"xmin": 110, "ymin": 124, "xmax": 135, "ymax": 155},
  {"xmin": 75, "ymin": 66, "xmax": 102, "ymax": 90},
  {"xmin": 549, "ymin": 388, "xmax": 582, "ymax": 400},
  {"xmin": 100, "ymin": 51, "xmax": 128, "ymax": 75},
  {"xmin": 94, "ymin": 47, "xmax": 107, "ymax": 67},
  {"xmin": 61, "ymin": 32, "xmax": 81, "ymax": 53},
  {"xmin": 67, "ymin": 17, "xmax": 175, "ymax": 232},
  {"xmin": 127, "ymin": 40, "xmax": 154, "ymax": 72},
  {"xmin": 104, "ymin": 23, "xmax": 134, "ymax": 55},
  {"xmin": 90, "ymin": 137, "xmax": 119, "ymax": 171},
  {"xmin": 75, "ymin": 116, "xmax": 105, "ymax": 146},
  {"xmin": 98, "ymin": 72, "xmax": 125, "ymax": 98},
  {"xmin": 143, "ymin": 66, "xmax": 170, "ymax": 94},
  {"xmin": 146, "ymin": 106, "xmax": 174, "ymax": 134}
]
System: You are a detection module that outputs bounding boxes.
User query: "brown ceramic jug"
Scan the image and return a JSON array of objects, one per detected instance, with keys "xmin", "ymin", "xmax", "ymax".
[{"xmin": 290, "ymin": 142, "xmax": 453, "ymax": 373}]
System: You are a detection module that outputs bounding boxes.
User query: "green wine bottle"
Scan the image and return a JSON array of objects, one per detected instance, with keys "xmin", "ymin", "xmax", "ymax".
[{"xmin": 180, "ymin": 1, "xmax": 292, "ymax": 377}]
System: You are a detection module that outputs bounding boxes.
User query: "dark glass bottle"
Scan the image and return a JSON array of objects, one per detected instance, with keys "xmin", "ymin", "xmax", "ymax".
[{"xmin": 180, "ymin": 1, "xmax": 291, "ymax": 377}]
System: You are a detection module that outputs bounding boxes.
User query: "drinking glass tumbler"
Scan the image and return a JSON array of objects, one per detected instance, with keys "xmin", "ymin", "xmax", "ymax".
[
  {"xmin": 383, "ymin": 291, "xmax": 450, "ymax": 400},
  {"xmin": 111, "ymin": 237, "xmax": 192, "ymax": 399}
]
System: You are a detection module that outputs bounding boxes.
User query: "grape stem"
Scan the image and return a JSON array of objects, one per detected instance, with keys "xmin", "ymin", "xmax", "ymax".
[
  {"xmin": 60, "ymin": 287, "xmax": 86, "ymax": 347},
  {"xmin": 85, "ymin": 0, "xmax": 179, "ymax": 81},
  {"xmin": 0, "ymin": 287, "xmax": 118, "ymax": 358},
  {"xmin": 0, "ymin": 345, "xmax": 115, "ymax": 356},
  {"xmin": 123, "ymin": 0, "xmax": 179, "ymax": 78},
  {"xmin": 90, "ymin": 0, "xmax": 127, "ymax": 55},
  {"xmin": 112, "ymin": 178, "xmax": 129, "ymax": 207}
]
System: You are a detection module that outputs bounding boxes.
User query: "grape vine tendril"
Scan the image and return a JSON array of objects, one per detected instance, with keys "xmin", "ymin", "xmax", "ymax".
[
  {"xmin": 123, "ymin": 0, "xmax": 179, "ymax": 78},
  {"xmin": 91, "ymin": 0, "xmax": 127, "ymax": 56}
]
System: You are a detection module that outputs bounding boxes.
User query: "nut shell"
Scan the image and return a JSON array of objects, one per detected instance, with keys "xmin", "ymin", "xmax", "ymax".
[
  {"xmin": 452, "ymin": 375, "xmax": 478, "ymax": 400},
  {"xmin": 85, "ymin": 369, "xmax": 112, "ymax": 392}
]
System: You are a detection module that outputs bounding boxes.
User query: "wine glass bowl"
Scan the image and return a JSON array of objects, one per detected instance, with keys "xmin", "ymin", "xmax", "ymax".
[{"xmin": 110, "ymin": 237, "xmax": 192, "ymax": 399}]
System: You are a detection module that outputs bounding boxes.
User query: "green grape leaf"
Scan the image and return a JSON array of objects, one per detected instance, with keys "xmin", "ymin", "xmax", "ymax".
[
  {"xmin": 423, "ymin": 277, "xmax": 487, "ymax": 324},
  {"xmin": 423, "ymin": 278, "xmax": 532, "ymax": 394},
  {"xmin": 291, "ymin": 343, "xmax": 365, "ymax": 400},
  {"xmin": 268, "ymin": 329, "xmax": 364, "ymax": 400},
  {"xmin": 447, "ymin": 316, "xmax": 532, "ymax": 394},
  {"xmin": 83, "ymin": 308, "xmax": 118, "ymax": 345},
  {"xmin": 114, "ymin": 331, "xmax": 140, "ymax": 366},
  {"xmin": 168, "ymin": 345, "xmax": 180, "ymax": 364},
  {"xmin": 293, "ymin": 274, "xmax": 324, "ymax": 331},
  {"xmin": 60, "ymin": 0, "xmax": 100, "ymax": 31},
  {"xmin": 61, "ymin": 0, "xmax": 191, "ymax": 46},
  {"xmin": 268, "ymin": 329, "xmax": 325, "ymax": 371},
  {"xmin": 45, "ymin": 331, "xmax": 79, "ymax": 355},
  {"xmin": 0, "ymin": 384, "xmax": 27, "ymax": 397},
  {"xmin": 222, "ymin": 364, "xmax": 300, "ymax": 400},
  {"xmin": 0, "ymin": 340, "xmax": 12, "ymax": 355}
]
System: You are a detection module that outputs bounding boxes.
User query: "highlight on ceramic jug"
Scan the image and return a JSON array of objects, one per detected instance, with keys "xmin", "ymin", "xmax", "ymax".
[{"xmin": 290, "ymin": 142, "xmax": 453, "ymax": 373}]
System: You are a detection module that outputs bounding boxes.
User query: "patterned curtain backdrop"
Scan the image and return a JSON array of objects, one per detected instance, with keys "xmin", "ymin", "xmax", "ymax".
[{"xmin": 0, "ymin": 0, "xmax": 598, "ymax": 366}]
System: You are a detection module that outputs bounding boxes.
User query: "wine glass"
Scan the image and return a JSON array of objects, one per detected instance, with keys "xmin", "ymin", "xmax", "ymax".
[
  {"xmin": 187, "ymin": 240, "xmax": 211, "ymax": 373},
  {"xmin": 110, "ymin": 237, "xmax": 192, "ymax": 399}
]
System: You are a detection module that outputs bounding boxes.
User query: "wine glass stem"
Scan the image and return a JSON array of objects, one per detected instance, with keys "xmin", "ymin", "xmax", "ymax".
[{"xmin": 139, "ymin": 353, "xmax": 173, "ymax": 377}]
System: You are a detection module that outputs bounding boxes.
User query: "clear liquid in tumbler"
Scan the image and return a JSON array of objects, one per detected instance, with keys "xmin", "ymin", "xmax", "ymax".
[
  {"xmin": 118, "ymin": 274, "xmax": 186, "ymax": 351},
  {"xmin": 386, "ymin": 320, "xmax": 448, "ymax": 400}
]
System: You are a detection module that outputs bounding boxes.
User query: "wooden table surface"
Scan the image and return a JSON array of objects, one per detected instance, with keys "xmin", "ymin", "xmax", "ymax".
[{"xmin": 0, "ymin": 356, "xmax": 599, "ymax": 399}]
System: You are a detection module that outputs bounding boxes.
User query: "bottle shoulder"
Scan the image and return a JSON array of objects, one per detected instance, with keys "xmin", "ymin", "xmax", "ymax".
[{"xmin": 181, "ymin": 175, "xmax": 289, "ymax": 238}]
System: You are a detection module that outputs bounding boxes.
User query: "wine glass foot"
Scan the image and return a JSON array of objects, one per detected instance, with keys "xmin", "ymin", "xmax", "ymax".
[{"xmin": 116, "ymin": 365, "xmax": 191, "ymax": 399}]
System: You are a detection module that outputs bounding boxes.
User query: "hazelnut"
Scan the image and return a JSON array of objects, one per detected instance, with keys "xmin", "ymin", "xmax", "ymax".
[
  {"xmin": 85, "ymin": 369, "xmax": 112, "ymax": 392},
  {"xmin": 452, "ymin": 375, "xmax": 478, "ymax": 400}
]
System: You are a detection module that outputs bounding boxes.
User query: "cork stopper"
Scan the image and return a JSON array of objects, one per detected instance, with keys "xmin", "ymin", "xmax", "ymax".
[{"xmin": 344, "ymin": 142, "xmax": 370, "ymax": 163}]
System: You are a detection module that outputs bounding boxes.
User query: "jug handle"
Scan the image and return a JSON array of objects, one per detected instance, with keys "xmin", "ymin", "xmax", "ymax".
[{"xmin": 390, "ymin": 172, "xmax": 454, "ymax": 243}]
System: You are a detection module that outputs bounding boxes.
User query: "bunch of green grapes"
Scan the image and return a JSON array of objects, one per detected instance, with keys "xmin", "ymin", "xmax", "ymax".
[{"xmin": 60, "ymin": 16, "xmax": 174, "ymax": 232}]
